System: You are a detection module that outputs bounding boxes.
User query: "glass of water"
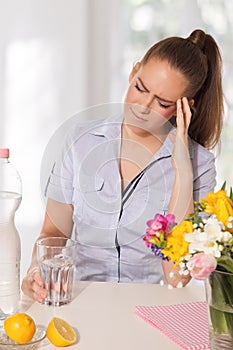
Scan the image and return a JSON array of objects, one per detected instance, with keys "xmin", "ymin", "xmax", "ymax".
[{"xmin": 36, "ymin": 237, "xmax": 77, "ymax": 306}]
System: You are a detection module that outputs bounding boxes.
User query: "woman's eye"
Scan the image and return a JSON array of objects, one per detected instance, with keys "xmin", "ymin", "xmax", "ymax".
[
  {"xmin": 135, "ymin": 82, "xmax": 144, "ymax": 92},
  {"xmin": 159, "ymin": 102, "xmax": 170, "ymax": 109}
]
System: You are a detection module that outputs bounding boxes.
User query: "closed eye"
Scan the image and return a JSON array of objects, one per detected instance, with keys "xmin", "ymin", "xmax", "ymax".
[
  {"xmin": 135, "ymin": 79, "xmax": 175, "ymax": 109},
  {"xmin": 159, "ymin": 102, "xmax": 171, "ymax": 109},
  {"xmin": 135, "ymin": 81, "xmax": 146, "ymax": 93}
]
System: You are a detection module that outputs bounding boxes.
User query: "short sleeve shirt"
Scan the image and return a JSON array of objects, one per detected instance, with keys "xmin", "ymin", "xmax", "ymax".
[{"xmin": 45, "ymin": 114, "xmax": 216, "ymax": 283}]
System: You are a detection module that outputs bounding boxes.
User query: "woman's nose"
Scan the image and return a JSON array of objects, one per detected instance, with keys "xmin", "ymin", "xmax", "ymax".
[{"xmin": 140, "ymin": 95, "xmax": 155, "ymax": 113}]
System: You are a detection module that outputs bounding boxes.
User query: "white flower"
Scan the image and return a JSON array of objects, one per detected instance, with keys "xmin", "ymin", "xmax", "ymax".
[
  {"xmin": 204, "ymin": 217, "xmax": 224, "ymax": 240},
  {"xmin": 184, "ymin": 216, "xmax": 224, "ymax": 256},
  {"xmin": 184, "ymin": 254, "xmax": 192, "ymax": 261},
  {"xmin": 179, "ymin": 262, "xmax": 186, "ymax": 269},
  {"xmin": 222, "ymin": 231, "xmax": 232, "ymax": 242},
  {"xmin": 214, "ymin": 249, "xmax": 221, "ymax": 258}
]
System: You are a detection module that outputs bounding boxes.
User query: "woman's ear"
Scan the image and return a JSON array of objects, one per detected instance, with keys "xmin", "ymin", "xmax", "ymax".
[
  {"xmin": 189, "ymin": 99, "xmax": 195, "ymax": 108},
  {"xmin": 129, "ymin": 61, "xmax": 141, "ymax": 83}
]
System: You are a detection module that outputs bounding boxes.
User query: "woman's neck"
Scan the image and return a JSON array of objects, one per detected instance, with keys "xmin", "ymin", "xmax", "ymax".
[
  {"xmin": 120, "ymin": 123, "xmax": 166, "ymax": 188},
  {"xmin": 121, "ymin": 122, "xmax": 167, "ymax": 155}
]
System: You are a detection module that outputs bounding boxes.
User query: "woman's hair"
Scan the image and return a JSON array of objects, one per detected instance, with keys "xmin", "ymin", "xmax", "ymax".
[{"xmin": 141, "ymin": 29, "xmax": 223, "ymax": 149}]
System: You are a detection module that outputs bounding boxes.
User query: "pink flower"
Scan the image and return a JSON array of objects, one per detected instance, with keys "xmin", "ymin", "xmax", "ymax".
[
  {"xmin": 187, "ymin": 253, "xmax": 217, "ymax": 280},
  {"xmin": 143, "ymin": 235, "xmax": 152, "ymax": 248},
  {"xmin": 146, "ymin": 214, "xmax": 175, "ymax": 234},
  {"xmin": 143, "ymin": 213, "xmax": 175, "ymax": 249}
]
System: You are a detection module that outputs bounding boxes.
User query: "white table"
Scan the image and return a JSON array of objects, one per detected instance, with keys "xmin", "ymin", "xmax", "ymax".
[{"xmin": 21, "ymin": 281, "xmax": 208, "ymax": 350}]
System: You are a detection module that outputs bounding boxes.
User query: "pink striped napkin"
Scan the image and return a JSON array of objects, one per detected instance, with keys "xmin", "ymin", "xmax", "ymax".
[{"xmin": 135, "ymin": 301, "xmax": 210, "ymax": 350}]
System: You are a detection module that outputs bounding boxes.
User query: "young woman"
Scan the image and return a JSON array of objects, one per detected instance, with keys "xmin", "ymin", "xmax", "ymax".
[{"xmin": 22, "ymin": 29, "xmax": 223, "ymax": 302}]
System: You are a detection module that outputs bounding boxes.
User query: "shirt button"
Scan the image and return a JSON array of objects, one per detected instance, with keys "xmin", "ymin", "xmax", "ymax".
[{"xmin": 111, "ymin": 224, "xmax": 116, "ymax": 229}]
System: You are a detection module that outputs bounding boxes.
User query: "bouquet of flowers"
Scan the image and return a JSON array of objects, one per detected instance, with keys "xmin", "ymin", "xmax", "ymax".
[{"xmin": 143, "ymin": 183, "xmax": 233, "ymax": 341}]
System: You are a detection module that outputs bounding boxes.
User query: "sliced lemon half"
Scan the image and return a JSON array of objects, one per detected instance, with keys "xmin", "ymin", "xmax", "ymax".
[{"xmin": 46, "ymin": 317, "xmax": 77, "ymax": 347}]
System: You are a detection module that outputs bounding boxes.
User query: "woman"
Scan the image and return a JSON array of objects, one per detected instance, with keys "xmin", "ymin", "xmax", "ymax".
[{"xmin": 22, "ymin": 29, "xmax": 223, "ymax": 302}]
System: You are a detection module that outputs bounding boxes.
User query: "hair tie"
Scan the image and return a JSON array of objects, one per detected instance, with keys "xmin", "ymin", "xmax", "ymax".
[{"xmin": 187, "ymin": 29, "xmax": 206, "ymax": 51}]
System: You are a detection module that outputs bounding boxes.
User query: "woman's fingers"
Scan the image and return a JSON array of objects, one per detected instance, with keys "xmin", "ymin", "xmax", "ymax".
[
  {"xmin": 21, "ymin": 268, "xmax": 47, "ymax": 303},
  {"xmin": 182, "ymin": 97, "xmax": 192, "ymax": 129},
  {"xmin": 33, "ymin": 271, "xmax": 45, "ymax": 288},
  {"xmin": 31, "ymin": 271, "xmax": 48, "ymax": 302},
  {"xmin": 32, "ymin": 281, "xmax": 48, "ymax": 303},
  {"xmin": 170, "ymin": 97, "xmax": 193, "ymax": 170},
  {"xmin": 176, "ymin": 97, "xmax": 192, "ymax": 135}
]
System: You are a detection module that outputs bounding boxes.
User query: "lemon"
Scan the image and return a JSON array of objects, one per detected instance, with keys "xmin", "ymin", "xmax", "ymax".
[
  {"xmin": 46, "ymin": 317, "xmax": 77, "ymax": 347},
  {"xmin": 4, "ymin": 313, "xmax": 36, "ymax": 344}
]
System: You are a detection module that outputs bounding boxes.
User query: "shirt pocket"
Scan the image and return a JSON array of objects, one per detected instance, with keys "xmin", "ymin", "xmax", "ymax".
[{"xmin": 73, "ymin": 175, "xmax": 105, "ymax": 223}]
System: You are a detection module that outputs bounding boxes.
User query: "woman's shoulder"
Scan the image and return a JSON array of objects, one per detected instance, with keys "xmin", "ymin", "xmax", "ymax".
[
  {"xmin": 188, "ymin": 137, "xmax": 215, "ymax": 171},
  {"xmin": 169, "ymin": 125, "xmax": 215, "ymax": 163},
  {"xmin": 68, "ymin": 113, "xmax": 123, "ymax": 140},
  {"xmin": 188, "ymin": 138, "xmax": 216, "ymax": 195}
]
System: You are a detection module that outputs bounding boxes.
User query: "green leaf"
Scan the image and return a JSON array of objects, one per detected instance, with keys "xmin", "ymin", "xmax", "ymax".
[
  {"xmin": 221, "ymin": 181, "xmax": 226, "ymax": 190},
  {"xmin": 217, "ymin": 256, "xmax": 233, "ymax": 274},
  {"xmin": 209, "ymin": 271, "xmax": 233, "ymax": 338},
  {"xmin": 209, "ymin": 273, "xmax": 228, "ymax": 333},
  {"xmin": 210, "ymin": 306, "xmax": 228, "ymax": 334},
  {"xmin": 230, "ymin": 187, "xmax": 233, "ymax": 202}
]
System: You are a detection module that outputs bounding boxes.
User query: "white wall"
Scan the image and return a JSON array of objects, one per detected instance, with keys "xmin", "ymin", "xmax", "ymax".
[
  {"xmin": 1, "ymin": 0, "xmax": 232, "ymax": 279},
  {"xmin": 0, "ymin": 0, "xmax": 122, "ymax": 278}
]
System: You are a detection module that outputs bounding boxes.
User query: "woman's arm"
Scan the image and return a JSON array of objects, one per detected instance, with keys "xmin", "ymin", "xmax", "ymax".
[
  {"xmin": 168, "ymin": 97, "xmax": 194, "ymax": 221},
  {"xmin": 162, "ymin": 97, "xmax": 193, "ymax": 287},
  {"xmin": 21, "ymin": 198, "xmax": 74, "ymax": 302}
]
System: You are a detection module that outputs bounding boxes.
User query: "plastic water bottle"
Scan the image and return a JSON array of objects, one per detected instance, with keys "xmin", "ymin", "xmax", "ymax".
[{"xmin": 0, "ymin": 148, "xmax": 21, "ymax": 319}]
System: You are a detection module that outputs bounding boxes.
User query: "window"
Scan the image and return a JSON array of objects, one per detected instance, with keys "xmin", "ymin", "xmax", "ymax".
[{"xmin": 120, "ymin": 0, "xmax": 233, "ymax": 188}]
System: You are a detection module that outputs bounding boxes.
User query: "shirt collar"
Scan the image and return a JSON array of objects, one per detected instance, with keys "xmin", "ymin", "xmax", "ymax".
[
  {"xmin": 88, "ymin": 113, "xmax": 123, "ymax": 140},
  {"xmin": 89, "ymin": 115, "xmax": 194, "ymax": 159}
]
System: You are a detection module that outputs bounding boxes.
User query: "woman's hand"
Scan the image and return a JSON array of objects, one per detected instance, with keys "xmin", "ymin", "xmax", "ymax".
[
  {"xmin": 21, "ymin": 266, "xmax": 48, "ymax": 303},
  {"xmin": 162, "ymin": 260, "xmax": 191, "ymax": 288},
  {"xmin": 176, "ymin": 97, "xmax": 192, "ymax": 137},
  {"xmin": 21, "ymin": 199, "xmax": 74, "ymax": 303},
  {"xmin": 168, "ymin": 97, "xmax": 194, "ymax": 223},
  {"xmin": 171, "ymin": 97, "xmax": 193, "ymax": 168}
]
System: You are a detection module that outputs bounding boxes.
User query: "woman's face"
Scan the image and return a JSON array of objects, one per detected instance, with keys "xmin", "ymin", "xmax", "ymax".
[{"xmin": 124, "ymin": 58, "xmax": 189, "ymax": 134}]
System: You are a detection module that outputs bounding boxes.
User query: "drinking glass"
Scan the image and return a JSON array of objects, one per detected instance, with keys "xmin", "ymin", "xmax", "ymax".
[{"xmin": 36, "ymin": 237, "xmax": 77, "ymax": 306}]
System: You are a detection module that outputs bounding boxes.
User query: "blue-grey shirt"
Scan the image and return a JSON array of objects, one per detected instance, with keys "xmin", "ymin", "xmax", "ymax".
[{"xmin": 45, "ymin": 114, "xmax": 216, "ymax": 283}]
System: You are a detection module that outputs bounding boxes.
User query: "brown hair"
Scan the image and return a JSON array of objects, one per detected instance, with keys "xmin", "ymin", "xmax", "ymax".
[{"xmin": 141, "ymin": 29, "xmax": 223, "ymax": 149}]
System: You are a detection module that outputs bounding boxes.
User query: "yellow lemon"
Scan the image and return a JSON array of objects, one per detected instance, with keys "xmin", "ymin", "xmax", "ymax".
[
  {"xmin": 46, "ymin": 317, "xmax": 77, "ymax": 347},
  {"xmin": 4, "ymin": 313, "xmax": 36, "ymax": 344}
]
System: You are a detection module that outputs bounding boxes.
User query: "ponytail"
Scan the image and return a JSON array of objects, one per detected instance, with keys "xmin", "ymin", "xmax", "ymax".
[{"xmin": 187, "ymin": 30, "xmax": 223, "ymax": 149}]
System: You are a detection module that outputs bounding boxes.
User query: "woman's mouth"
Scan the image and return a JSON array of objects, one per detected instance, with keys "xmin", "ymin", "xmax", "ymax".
[{"xmin": 130, "ymin": 107, "xmax": 148, "ymax": 122}]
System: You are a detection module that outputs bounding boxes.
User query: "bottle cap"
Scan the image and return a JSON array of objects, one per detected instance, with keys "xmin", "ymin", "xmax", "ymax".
[{"xmin": 0, "ymin": 148, "xmax": 9, "ymax": 158}]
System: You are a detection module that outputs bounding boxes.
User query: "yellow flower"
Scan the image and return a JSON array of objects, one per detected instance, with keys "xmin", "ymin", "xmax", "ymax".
[
  {"xmin": 161, "ymin": 221, "xmax": 193, "ymax": 266},
  {"xmin": 149, "ymin": 236, "xmax": 160, "ymax": 246},
  {"xmin": 201, "ymin": 190, "xmax": 233, "ymax": 228}
]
